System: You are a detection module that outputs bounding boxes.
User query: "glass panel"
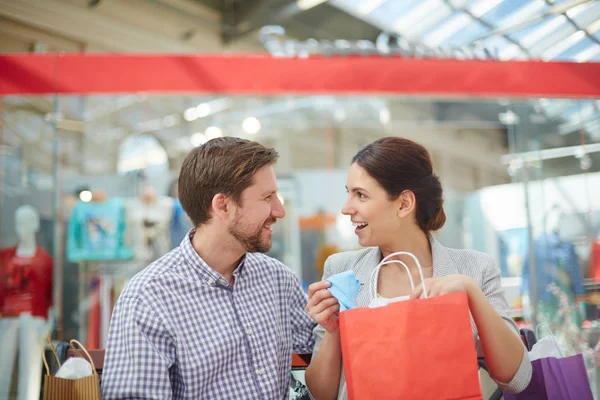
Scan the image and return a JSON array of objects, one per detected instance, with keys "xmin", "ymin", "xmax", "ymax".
[{"xmin": 497, "ymin": 99, "xmax": 600, "ymax": 393}]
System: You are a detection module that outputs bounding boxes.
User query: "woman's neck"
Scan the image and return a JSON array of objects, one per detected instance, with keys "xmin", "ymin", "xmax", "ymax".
[{"xmin": 379, "ymin": 229, "xmax": 433, "ymax": 268}]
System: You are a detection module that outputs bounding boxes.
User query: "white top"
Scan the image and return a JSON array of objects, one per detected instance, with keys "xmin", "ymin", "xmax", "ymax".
[{"xmin": 125, "ymin": 197, "xmax": 174, "ymax": 263}]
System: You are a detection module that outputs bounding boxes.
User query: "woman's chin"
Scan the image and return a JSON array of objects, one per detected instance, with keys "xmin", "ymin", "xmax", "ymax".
[{"xmin": 358, "ymin": 236, "xmax": 372, "ymax": 247}]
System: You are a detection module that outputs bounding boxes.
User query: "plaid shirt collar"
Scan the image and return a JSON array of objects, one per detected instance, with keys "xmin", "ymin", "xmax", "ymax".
[{"xmin": 179, "ymin": 229, "xmax": 246, "ymax": 287}]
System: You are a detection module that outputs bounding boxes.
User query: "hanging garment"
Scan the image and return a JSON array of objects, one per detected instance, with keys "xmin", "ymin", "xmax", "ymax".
[
  {"xmin": 125, "ymin": 197, "xmax": 173, "ymax": 262},
  {"xmin": 589, "ymin": 241, "xmax": 600, "ymax": 282},
  {"xmin": 523, "ymin": 232, "xmax": 584, "ymax": 304},
  {"xmin": 523, "ymin": 233, "xmax": 584, "ymax": 354},
  {"xmin": 170, "ymin": 198, "xmax": 193, "ymax": 249},
  {"xmin": 67, "ymin": 199, "xmax": 133, "ymax": 262},
  {"xmin": 0, "ymin": 246, "xmax": 53, "ymax": 319}
]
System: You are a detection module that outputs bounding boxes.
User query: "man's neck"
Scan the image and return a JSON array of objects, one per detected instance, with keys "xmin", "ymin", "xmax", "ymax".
[{"xmin": 191, "ymin": 227, "xmax": 245, "ymax": 284}]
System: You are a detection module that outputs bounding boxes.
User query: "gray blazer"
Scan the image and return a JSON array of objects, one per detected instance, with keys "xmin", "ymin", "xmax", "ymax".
[{"xmin": 311, "ymin": 238, "xmax": 532, "ymax": 399}]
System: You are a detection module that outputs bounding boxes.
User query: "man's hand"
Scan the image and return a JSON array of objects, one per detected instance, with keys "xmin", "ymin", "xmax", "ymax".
[{"xmin": 306, "ymin": 281, "xmax": 340, "ymax": 333}]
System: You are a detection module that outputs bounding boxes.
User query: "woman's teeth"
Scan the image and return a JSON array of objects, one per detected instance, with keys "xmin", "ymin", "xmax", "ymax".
[{"xmin": 353, "ymin": 222, "xmax": 369, "ymax": 230}]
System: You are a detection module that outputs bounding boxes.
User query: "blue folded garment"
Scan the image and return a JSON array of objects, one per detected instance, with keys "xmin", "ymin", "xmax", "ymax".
[{"xmin": 327, "ymin": 270, "xmax": 361, "ymax": 311}]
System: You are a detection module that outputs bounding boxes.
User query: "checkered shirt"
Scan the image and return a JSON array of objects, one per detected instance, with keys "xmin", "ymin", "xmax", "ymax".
[{"xmin": 101, "ymin": 231, "xmax": 316, "ymax": 399}]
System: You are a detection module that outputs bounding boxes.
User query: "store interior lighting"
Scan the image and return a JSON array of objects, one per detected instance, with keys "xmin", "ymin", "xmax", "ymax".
[
  {"xmin": 205, "ymin": 126, "xmax": 223, "ymax": 140},
  {"xmin": 379, "ymin": 107, "xmax": 391, "ymax": 125},
  {"xmin": 79, "ymin": 190, "xmax": 93, "ymax": 203},
  {"xmin": 242, "ymin": 117, "xmax": 261, "ymax": 135},
  {"xmin": 190, "ymin": 132, "xmax": 208, "ymax": 147},
  {"xmin": 184, "ymin": 103, "xmax": 211, "ymax": 122}
]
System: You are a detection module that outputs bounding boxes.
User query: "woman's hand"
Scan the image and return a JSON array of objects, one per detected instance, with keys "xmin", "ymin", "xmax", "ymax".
[
  {"xmin": 409, "ymin": 275, "xmax": 478, "ymax": 299},
  {"xmin": 306, "ymin": 281, "xmax": 340, "ymax": 333}
]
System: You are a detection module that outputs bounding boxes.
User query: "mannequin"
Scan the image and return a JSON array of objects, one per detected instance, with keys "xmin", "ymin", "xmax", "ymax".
[
  {"xmin": 126, "ymin": 186, "xmax": 173, "ymax": 263},
  {"xmin": 0, "ymin": 205, "xmax": 53, "ymax": 400}
]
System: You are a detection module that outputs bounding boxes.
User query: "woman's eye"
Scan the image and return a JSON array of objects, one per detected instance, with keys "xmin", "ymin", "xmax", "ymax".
[{"xmin": 358, "ymin": 193, "xmax": 366, "ymax": 199}]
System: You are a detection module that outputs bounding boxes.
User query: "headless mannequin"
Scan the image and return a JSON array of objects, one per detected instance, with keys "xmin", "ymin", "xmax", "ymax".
[{"xmin": 0, "ymin": 205, "xmax": 52, "ymax": 400}]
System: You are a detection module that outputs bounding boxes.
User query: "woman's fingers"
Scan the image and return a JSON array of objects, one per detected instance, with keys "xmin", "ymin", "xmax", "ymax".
[
  {"xmin": 307, "ymin": 286, "xmax": 334, "ymax": 309},
  {"xmin": 410, "ymin": 283, "xmax": 423, "ymax": 299},
  {"xmin": 308, "ymin": 280, "xmax": 331, "ymax": 299},
  {"xmin": 315, "ymin": 303, "xmax": 340, "ymax": 330},
  {"xmin": 308, "ymin": 297, "xmax": 339, "ymax": 320}
]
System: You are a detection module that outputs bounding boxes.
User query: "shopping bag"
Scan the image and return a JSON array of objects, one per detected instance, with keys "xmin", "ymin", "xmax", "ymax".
[
  {"xmin": 42, "ymin": 335, "xmax": 101, "ymax": 400},
  {"xmin": 503, "ymin": 344, "xmax": 593, "ymax": 399},
  {"xmin": 339, "ymin": 251, "xmax": 482, "ymax": 400}
]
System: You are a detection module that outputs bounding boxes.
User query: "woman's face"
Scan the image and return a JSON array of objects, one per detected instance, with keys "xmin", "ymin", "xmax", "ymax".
[{"xmin": 342, "ymin": 163, "xmax": 403, "ymax": 248}]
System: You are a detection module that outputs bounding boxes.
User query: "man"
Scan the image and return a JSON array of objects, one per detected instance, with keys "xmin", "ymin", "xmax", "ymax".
[{"xmin": 101, "ymin": 137, "xmax": 316, "ymax": 399}]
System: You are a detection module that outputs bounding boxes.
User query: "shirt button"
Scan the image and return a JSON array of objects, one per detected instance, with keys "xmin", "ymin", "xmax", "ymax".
[
  {"xmin": 246, "ymin": 329, "xmax": 253, "ymax": 335},
  {"xmin": 207, "ymin": 278, "xmax": 215, "ymax": 285},
  {"xmin": 255, "ymin": 368, "xmax": 264, "ymax": 375},
  {"xmin": 218, "ymin": 278, "xmax": 228, "ymax": 285}
]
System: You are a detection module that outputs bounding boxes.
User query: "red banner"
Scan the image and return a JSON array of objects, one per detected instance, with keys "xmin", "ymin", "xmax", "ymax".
[{"xmin": 0, "ymin": 53, "xmax": 599, "ymax": 98}]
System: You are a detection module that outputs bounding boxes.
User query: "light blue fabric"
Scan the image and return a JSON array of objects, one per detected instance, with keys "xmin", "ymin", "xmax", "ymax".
[
  {"xmin": 170, "ymin": 198, "xmax": 193, "ymax": 248},
  {"xmin": 327, "ymin": 270, "xmax": 361, "ymax": 311},
  {"xmin": 67, "ymin": 198, "xmax": 133, "ymax": 262}
]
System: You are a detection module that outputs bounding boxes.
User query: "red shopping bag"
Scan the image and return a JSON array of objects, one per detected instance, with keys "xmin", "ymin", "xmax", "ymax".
[{"xmin": 339, "ymin": 292, "xmax": 482, "ymax": 400}]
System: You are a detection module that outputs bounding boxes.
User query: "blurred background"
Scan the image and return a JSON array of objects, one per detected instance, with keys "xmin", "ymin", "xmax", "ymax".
[{"xmin": 0, "ymin": 0, "xmax": 600, "ymax": 398}]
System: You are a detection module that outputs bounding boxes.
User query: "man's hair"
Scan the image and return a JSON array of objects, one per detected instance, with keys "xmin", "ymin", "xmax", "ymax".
[{"xmin": 178, "ymin": 137, "xmax": 279, "ymax": 226}]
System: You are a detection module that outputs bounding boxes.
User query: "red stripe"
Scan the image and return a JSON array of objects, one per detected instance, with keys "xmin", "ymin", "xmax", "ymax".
[{"xmin": 0, "ymin": 53, "xmax": 599, "ymax": 98}]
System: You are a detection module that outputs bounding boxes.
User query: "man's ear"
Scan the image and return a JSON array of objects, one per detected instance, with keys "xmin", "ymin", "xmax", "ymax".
[
  {"xmin": 211, "ymin": 193, "xmax": 231, "ymax": 220},
  {"xmin": 397, "ymin": 190, "xmax": 416, "ymax": 217}
]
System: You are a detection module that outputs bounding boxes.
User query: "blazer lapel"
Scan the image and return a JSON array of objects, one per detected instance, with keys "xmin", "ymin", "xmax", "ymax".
[{"xmin": 353, "ymin": 247, "xmax": 381, "ymax": 308}]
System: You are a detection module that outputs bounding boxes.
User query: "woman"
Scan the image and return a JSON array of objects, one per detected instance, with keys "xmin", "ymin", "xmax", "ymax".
[{"xmin": 305, "ymin": 137, "xmax": 532, "ymax": 399}]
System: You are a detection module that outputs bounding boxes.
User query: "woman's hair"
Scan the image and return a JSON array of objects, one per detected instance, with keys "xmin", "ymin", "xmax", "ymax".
[{"xmin": 352, "ymin": 137, "xmax": 445, "ymax": 234}]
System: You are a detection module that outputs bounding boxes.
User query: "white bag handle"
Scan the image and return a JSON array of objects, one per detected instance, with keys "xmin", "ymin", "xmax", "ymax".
[
  {"xmin": 370, "ymin": 251, "xmax": 429, "ymax": 299},
  {"xmin": 369, "ymin": 260, "xmax": 415, "ymax": 299},
  {"xmin": 536, "ymin": 323, "xmax": 564, "ymax": 358}
]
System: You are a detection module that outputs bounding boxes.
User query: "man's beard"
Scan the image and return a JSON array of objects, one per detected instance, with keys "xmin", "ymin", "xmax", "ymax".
[{"xmin": 229, "ymin": 214, "xmax": 275, "ymax": 253}]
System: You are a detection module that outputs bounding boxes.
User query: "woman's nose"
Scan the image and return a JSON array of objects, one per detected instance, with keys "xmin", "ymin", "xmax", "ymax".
[{"xmin": 341, "ymin": 199, "xmax": 354, "ymax": 216}]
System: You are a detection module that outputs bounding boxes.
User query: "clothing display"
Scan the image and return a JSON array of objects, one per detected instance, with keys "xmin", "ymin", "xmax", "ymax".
[
  {"xmin": 67, "ymin": 199, "xmax": 133, "ymax": 262},
  {"xmin": 0, "ymin": 313, "xmax": 50, "ymax": 400},
  {"xmin": 170, "ymin": 198, "xmax": 193, "ymax": 248},
  {"xmin": 590, "ymin": 241, "xmax": 600, "ymax": 282},
  {"xmin": 522, "ymin": 232, "xmax": 585, "ymax": 304},
  {"xmin": 0, "ymin": 246, "xmax": 53, "ymax": 319},
  {"xmin": 125, "ymin": 196, "xmax": 173, "ymax": 262}
]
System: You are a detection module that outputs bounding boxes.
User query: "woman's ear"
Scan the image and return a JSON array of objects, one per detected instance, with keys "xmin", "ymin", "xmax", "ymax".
[{"xmin": 397, "ymin": 190, "xmax": 416, "ymax": 217}]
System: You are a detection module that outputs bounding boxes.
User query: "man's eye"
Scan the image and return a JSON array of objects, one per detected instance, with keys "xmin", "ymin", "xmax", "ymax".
[{"xmin": 358, "ymin": 193, "xmax": 366, "ymax": 199}]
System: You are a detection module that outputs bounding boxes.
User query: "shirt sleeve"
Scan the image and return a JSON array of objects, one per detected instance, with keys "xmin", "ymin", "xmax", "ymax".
[
  {"xmin": 480, "ymin": 256, "xmax": 532, "ymax": 394},
  {"xmin": 101, "ymin": 295, "xmax": 176, "ymax": 399},
  {"xmin": 289, "ymin": 271, "xmax": 317, "ymax": 355},
  {"xmin": 311, "ymin": 256, "xmax": 334, "ymax": 358}
]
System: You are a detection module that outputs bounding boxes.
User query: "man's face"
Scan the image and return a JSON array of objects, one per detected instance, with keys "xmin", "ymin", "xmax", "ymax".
[{"xmin": 228, "ymin": 165, "xmax": 286, "ymax": 253}]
